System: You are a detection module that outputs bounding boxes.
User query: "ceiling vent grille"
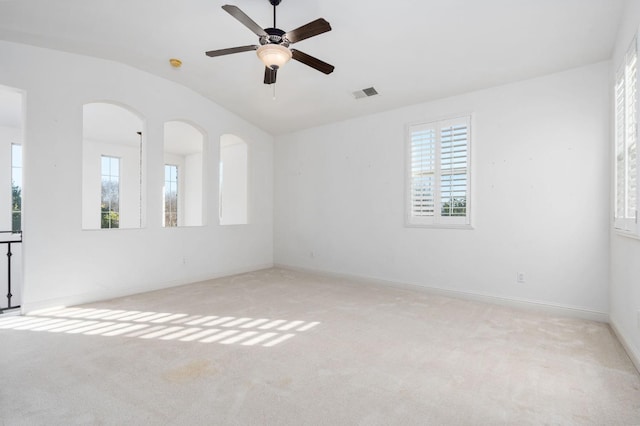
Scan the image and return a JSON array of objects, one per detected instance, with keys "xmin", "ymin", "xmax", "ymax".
[{"xmin": 353, "ymin": 87, "xmax": 379, "ymax": 99}]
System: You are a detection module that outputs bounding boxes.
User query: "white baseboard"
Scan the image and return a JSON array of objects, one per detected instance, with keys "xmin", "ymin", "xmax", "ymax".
[
  {"xmin": 21, "ymin": 263, "xmax": 274, "ymax": 314},
  {"xmin": 22, "ymin": 261, "xmax": 608, "ymax": 323},
  {"xmin": 609, "ymin": 317, "xmax": 640, "ymax": 373},
  {"xmin": 274, "ymin": 263, "xmax": 609, "ymax": 323}
]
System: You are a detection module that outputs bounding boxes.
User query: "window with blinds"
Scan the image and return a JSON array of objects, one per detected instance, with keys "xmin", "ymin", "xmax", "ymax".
[
  {"xmin": 614, "ymin": 37, "xmax": 639, "ymax": 235},
  {"xmin": 406, "ymin": 115, "xmax": 471, "ymax": 227}
]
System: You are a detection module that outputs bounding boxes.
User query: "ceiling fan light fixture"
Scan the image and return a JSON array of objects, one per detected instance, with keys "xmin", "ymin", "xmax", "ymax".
[
  {"xmin": 207, "ymin": 3, "xmax": 334, "ymax": 84},
  {"xmin": 257, "ymin": 44, "xmax": 292, "ymax": 70}
]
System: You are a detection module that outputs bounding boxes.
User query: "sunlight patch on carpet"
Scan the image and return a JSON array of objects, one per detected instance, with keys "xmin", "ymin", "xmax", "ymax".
[{"xmin": 0, "ymin": 307, "xmax": 320, "ymax": 347}]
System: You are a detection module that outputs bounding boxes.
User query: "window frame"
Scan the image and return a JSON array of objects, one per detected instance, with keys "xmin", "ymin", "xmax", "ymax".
[
  {"xmin": 405, "ymin": 114, "xmax": 473, "ymax": 229},
  {"xmin": 614, "ymin": 36, "xmax": 640, "ymax": 238},
  {"xmin": 11, "ymin": 143, "xmax": 22, "ymax": 232},
  {"xmin": 100, "ymin": 155, "xmax": 121, "ymax": 229},
  {"xmin": 163, "ymin": 163, "xmax": 179, "ymax": 227}
]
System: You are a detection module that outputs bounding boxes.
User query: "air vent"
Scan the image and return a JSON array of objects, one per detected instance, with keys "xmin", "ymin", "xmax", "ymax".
[{"xmin": 353, "ymin": 86, "xmax": 379, "ymax": 99}]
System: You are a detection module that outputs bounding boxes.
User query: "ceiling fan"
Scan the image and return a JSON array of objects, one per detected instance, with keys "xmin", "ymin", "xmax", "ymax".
[{"xmin": 205, "ymin": 0, "xmax": 334, "ymax": 85}]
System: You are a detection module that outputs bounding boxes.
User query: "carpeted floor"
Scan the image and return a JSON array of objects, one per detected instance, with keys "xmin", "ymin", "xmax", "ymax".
[{"xmin": 1, "ymin": 268, "xmax": 639, "ymax": 425}]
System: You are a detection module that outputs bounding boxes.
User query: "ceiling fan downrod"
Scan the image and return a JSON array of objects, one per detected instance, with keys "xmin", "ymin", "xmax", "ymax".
[{"xmin": 270, "ymin": 0, "xmax": 282, "ymax": 29}]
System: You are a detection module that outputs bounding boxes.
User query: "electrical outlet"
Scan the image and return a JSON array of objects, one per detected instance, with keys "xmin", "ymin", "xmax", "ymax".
[{"xmin": 517, "ymin": 272, "xmax": 525, "ymax": 283}]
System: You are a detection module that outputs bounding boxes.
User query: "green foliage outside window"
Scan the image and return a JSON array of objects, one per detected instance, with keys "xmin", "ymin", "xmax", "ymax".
[
  {"xmin": 12, "ymin": 182, "xmax": 21, "ymax": 232},
  {"xmin": 101, "ymin": 206, "xmax": 119, "ymax": 229},
  {"xmin": 441, "ymin": 198, "xmax": 466, "ymax": 217}
]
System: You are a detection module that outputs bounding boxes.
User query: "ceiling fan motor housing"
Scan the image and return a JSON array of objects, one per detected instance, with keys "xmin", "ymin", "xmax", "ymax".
[{"xmin": 261, "ymin": 28, "xmax": 289, "ymax": 46}]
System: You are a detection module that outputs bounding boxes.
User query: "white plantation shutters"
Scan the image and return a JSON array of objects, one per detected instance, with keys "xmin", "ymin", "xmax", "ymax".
[
  {"xmin": 440, "ymin": 120, "xmax": 469, "ymax": 218},
  {"xmin": 407, "ymin": 115, "xmax": 471, "ymax": 226},
  {"xmin": 615, "ymin": 69, "xmax": 626, "ymax": 219},
  {"xmin": 615, "ymin": 37, "xmax": 639, "ymax": 234},
  {"xmin": 410, "ymin": 126, "xmax": 436, "ymax": 217}
]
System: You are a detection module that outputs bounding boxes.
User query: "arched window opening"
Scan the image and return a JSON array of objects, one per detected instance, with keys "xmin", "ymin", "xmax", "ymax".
[
  {"xmin": 0, "ymin": 88, "xmax": 23, "ymax": 232},
  {"xmin": 0, "ymin": 85, "xmax": 25, "ymax": 312},
  {"xmin": 163, "ymin": 121, "xmax": 204, "ymax": 227},
  {"xmin": 82, "ymin": 102, "xmax": 144, "ymax": 230}
]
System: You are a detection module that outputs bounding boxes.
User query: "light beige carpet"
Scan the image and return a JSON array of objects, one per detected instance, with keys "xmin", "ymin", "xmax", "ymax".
[{"xmin": 1, "ymin": 268, "xmax": 639, "ymax": 425}]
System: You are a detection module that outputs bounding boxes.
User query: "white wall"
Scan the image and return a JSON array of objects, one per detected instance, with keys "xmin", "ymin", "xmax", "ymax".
[
  {"xmin": 275, "ymin": 61, "xmax": 610, "ymax": 316},
  {"xmin": 184, "ymin": 152, "xmax": 204, "ymax": 226},
  {"xmin": 220, "ymin": 135, "xmax": 248, "ymax": 225},
  {"xmin": 610, "ymin": 0, "xmax": 640, "ymax": 367},
  {"xmin": 0, "ymin": 41, "xmax": 274, "ymax": 312}
]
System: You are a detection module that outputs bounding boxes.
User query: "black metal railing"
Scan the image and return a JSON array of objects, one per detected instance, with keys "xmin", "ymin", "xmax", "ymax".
[{"xmin": 0, "ymin": 231, "xmax": 22, "ymax": 314}]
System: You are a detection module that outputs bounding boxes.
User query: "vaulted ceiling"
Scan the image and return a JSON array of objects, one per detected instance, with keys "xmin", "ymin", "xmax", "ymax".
[{"xmin": 0, "ymin": 0, "xmax": 626, "ymax": 135}]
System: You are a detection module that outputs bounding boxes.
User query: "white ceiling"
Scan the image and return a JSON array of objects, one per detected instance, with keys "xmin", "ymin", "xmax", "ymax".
[{"xmin": 0, "ymin": 0, "xmax": 627, "ymax": 135}]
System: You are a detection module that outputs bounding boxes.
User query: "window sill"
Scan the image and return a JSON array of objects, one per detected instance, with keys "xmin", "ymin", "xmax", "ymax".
[
  {"xmin": 82, "ymin": 227, "xmax": 144, "ymax": 232},
  {"xmin": 405, "ymin": 223, "xmax": 474, "ymax": 230},
  {"xmin": 613, "ymin": 229, "xmax": 640, "ymax": 241}
]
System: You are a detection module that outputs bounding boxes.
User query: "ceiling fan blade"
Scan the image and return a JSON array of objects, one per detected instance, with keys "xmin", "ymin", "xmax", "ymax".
[
  {"xmin": 285, "ymin": 18, "xmax": 331, "ymax": 44},
  {"xmin": 291, "ymin": 49, "xmax": 334, "ymax": 75},
  {"xmin": 264, "ymin": 67, "xmax": 277, "ymax": 85},
  {"xmin": 205, "ymin": 45, "xmax": 258, "ymax": 57},
  {"xmin": 222, "ymin": 5, "xmax": 267, "ymax": 37}
]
